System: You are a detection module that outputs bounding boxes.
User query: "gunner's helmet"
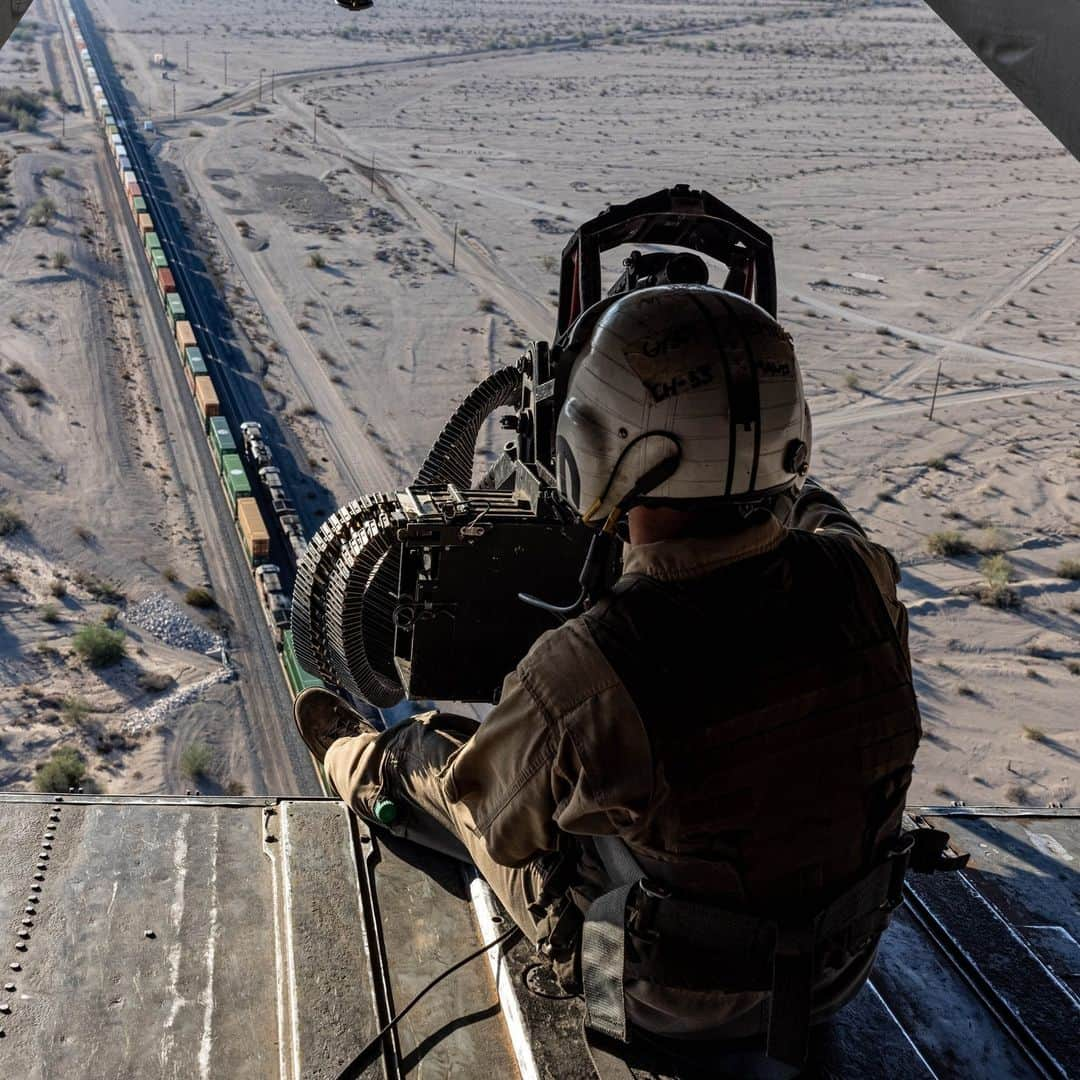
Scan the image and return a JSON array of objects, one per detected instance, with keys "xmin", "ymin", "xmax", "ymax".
[{"xmin": 554, "ymin": 285, "xmax": 811, "ymax": 526}]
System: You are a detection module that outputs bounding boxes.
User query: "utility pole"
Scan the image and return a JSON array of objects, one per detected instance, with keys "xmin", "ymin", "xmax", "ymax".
[
  {"xmin": 451, "ymin": 223, "xmax": 458, "ymax": 269},
  {"xmin": 223, "ymin": 50, "xmax": 229, "ymax": 88},
  {"xmin": 928, "ymin": 358, "xmax": 943, "ymax": 421},
  {"xmin": 61, "ymin": 104, "xmax": 65, "ymax": 140},
  {"xmin": 172, "ymin": 83, "xmax": 177, "ymax": 123},
  {"xmin": 258, "ymin": 69, "xmax": 263, "ymax": 103},
  {"xmin": 313, "ymin": 103, "xmax": 317, "ymax": 144},
  {"xmin": 185, "ymin": 40, "xmax": 190, "ymax": 75},
  {"xmin": 370, "ymin": 153, "xmax": 375, "ymax": 193},
  {"xmin": 270, "ymin": 70, "xmax": 276, "ymax": 102}
]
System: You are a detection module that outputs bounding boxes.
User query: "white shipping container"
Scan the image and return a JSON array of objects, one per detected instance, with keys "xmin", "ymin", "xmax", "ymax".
[{"xmin": 123, "ymin": 170, "xmax": 137, "ymax": 187}]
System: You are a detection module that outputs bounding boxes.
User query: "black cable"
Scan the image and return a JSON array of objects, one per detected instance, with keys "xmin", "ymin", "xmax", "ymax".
[{"xmin": 336, "ymin": 923, "xmax": 523, "ymax": 1080}]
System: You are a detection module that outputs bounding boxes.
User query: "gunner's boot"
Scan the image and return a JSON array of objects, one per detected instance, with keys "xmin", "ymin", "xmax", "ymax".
[{"xmin": 293, "ymin": 687, "xmax": 377, "ymax": 764}]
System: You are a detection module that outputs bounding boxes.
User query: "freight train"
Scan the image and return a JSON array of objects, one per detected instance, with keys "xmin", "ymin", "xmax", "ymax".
[{"xmin": 67, "ymin": 4, "xmax": 317, "ymax": 697}]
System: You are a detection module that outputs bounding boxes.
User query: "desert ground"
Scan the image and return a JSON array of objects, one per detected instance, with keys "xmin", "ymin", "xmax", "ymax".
[{"xmin": 0, "ymin": 0, "xmax": 1076, "ymax": 805}]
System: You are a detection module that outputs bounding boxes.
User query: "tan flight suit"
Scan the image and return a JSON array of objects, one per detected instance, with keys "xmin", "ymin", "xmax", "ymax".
[{"xmin": 324, "ymin": 483, "xmax": 920, "ymax": 1037}]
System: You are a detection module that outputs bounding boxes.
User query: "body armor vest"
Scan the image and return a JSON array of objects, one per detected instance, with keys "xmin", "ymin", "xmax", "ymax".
[{"xmin": 581, "ymin": 528, "xmax": 921, "ymax": 915}]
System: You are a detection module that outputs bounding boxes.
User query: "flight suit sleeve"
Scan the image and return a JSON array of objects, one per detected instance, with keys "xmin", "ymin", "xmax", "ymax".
[{"xmin": 790, "ymin": 479, "xmax": 911, "ymax": 657}]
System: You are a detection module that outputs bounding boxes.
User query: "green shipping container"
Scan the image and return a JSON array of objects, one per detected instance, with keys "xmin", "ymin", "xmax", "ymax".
[
  {"xmin": 166, "ymin": 293, "xmax": 186, "ymax": 326},
  {"xmin": 209, "ymin": 416, "xmax": 237, "ymax": 464},
  {"xmin": 221, "ymin": 454, "xmax": 252, "ymax": 510},
  {"xmin": 184, "ymin": 346, "xmax": 206, "ymax": 371},
  {"xmin": 151, "ymin": 250, "xmax": 169, "ymax": 270},
  {"xmin": 145, "ymin": 232, "xmax": 162, "ymax": 255},
  {"xmin": 283, "ymin": 631, "xmax": 324, "ymax": 693},
  {"xmin": 132, "ymin": 196, "xmax": 147, "ymax": 214}
]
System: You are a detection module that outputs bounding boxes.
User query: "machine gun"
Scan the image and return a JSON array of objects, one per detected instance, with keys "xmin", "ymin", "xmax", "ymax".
[{"xmin": 291, "ymin": 185, "xmax": 777, "ymax": 707}]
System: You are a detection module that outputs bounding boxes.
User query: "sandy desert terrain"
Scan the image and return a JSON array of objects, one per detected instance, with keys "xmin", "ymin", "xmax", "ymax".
[{"xmin": 1, "ymin": 0, "xmax": 1077, "ymax": 805}]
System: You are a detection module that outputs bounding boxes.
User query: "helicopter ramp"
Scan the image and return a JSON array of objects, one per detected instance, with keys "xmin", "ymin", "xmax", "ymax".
[{"xmin": 0, "ymin": 795, "xmax": 1076, "ymax": 1079}]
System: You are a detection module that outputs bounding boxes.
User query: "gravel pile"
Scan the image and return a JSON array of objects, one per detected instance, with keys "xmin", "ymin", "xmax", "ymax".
[
  {"xmin": 124, "ymin": 668, "xmax": 234, "ymax": 734},
  {"xmin": 127, "ymin": 593, "xmax": 224, "ymax": 655}
]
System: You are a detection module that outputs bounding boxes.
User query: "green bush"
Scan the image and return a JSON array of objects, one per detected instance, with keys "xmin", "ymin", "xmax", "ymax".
[
  {"xmin": 180, "ymin": 740, "xmax": 214, "ymax": 780},
  {"xmin": 34, "ymin": 746, "xmax": 86, "ymax": 792},
  {"xmin": 39, "ymin": 602, "xmax": 60, "ymax": 623},
  {"xmin": 184, "ymin": 587, "xmax": 216, "ymax": 609},
  {"xmin": 927, "ymin": 530, "xmax": 973, "ymax": 557},
  {"xmin": 980, "ymin": 554, "xmax": 1013, "ymax": 587},
  {"xmin": 27, "ymin": 196, "xmax": 57, "ymax": 227},
  {"xmin": 72, "ymin": 622, "xmax": 126, "ymax": 668},
  {"xmin": 0, "ymin": 501, "xmax": 23, "ymax": 536}
]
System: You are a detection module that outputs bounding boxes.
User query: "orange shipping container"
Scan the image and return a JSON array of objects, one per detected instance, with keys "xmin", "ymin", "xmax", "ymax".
[
  {"xmin": 126, "ymin": 180, "xmax": 141, "ymax": 200},
  {"xmin": 237, "ymin": 498, "xmax": 270, "ymax": 561},
  {"xmin": 137, "ymin": 213, "xmax": 154, "ymax": 236},
  {"xmin": 175, "ymin": 320, "xmax": 196, "ymax": 350},
  {"xmin": 194, "ymin": 375, "xmax": 220, "ymax": 421}
]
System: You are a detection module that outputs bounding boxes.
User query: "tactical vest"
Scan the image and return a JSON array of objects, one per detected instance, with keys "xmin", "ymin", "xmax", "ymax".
[{"xmin": 577, "ymin": 528, "xmax": 923, "ymax": 1065}]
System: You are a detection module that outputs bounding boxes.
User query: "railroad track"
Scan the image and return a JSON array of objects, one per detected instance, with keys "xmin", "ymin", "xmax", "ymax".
[{"xmin": 62, "ymin": 0, "xmax": 318, "ymax": 797}]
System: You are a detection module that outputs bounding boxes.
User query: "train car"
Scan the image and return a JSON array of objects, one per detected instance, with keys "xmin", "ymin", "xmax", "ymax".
[
  {"xmin": 175, "ymin": 319, "xmax": 196, "ymax": 353},
  {"xmin": 144, "ymin": 233, "xmax": 162, "ymax": 263},
  {"xmin": 184, "ymin": 350, "xmax": 208, "ymax": 395},
  {"xmin": 238, "ymin": 500, "xmax": 271, "ymax": 566},
  {"xmin": 220, "ymin": 454, "xmax": 252, "ymax": 513},
  {"xmin": 132, "ymin": 196, "xmax": 147, "ymax": 216},
  {"xmin": 151, "ymin": 249, "xmax": 169, "ymax": 272},
  {"xmin": 125, "ymin": 180, "xmax": 141, "ymax": 206},
  {"xmin": 165, "ymin": 293, "xmax": 186, "ymax": 329},
  {"xmin": 194, "ymin": 375, "xmax": 220, "ymax": 424},
  {"xmin": 239, "ymin": 420, "xmax": 272, "ymax": 469},
  {"xmin": 282, "ymin": 630, "xmax": 324, "ymax": 694},
  {"xmin": 155, "ymin": 266, "xmax": 175, "ymax": 301},
  {"xmin": 137, "ymin": 213, "xmax": 154, "ymax": 237},
  {"xmin": 208, "ymin": 415, "xmax": 237, "ymax": 467}
]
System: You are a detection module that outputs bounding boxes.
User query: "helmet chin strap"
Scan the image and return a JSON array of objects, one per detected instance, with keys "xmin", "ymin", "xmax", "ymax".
[{"xmin": 519, "ymin": 434, "xmax": 682, "ymax": 621}]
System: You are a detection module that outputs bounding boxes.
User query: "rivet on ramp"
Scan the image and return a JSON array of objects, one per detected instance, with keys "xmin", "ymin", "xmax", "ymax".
[
  {"xmin": 20, "ymin": 920, "xmax": 31, "ymax": 928},
  {"xmin": 144, "ymin": 930, "xmax": 156, "ymax": 940},
  {"xmin": 30, "ymin": 885, "xmax": 41, "ymax": 893},
  {"xmin": 0, "ymin": 1004, "xmax": 9, "ymax": 1014},
  {"xmin": 14, "ymin": 944, "xmax": 26, "ymax": 953},
  {"xmin": 41, "ymin": 843, "xmax": 52, "ymax": 851},
  {"xmin": 8, "ymin": 964, "xmax": 20, "ymax": 972},
  {"xmin": 17, "ymin": 932, "xmax": 29, "ymax": 940},
  {"xmin": 33, "ymin": 874, "xmax": 44, "ymax": 882},
  {"xmin": 3, "ymin": 984, "xmax": 13, "ymax": 992},
  {"xmin": 36, "ymin": 863, "xmax": 47, "ymax": 871}
]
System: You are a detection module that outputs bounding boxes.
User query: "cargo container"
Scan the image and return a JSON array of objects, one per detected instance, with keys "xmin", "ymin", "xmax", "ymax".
[
  {"xmin": 122, "ymin": 170, "xmax": 136, "ymax": 188},
  {"xmin": 194, "ymin": 375, "xmax": 220, "ymax": 423},
  {"xmin": 151, "ymin": 249, "xmax": 169, "ymax": 271},
  {"xmin": 221, "ymin": 454, "xmax": 252, "ymax": 511},
  {"xmin": 132, "ymin": 196, "xmax": 147, "ymax": 215},
  {"xmin": 109, "ymin": 133, "xmax": 121, "ymax": 148},
  {"xmin": 166, "ymin": 294, "xmax": 186, "ymax": 328},
  {"xmin": 145, "ymin": 233, "xmax": 163, "ymax": 261},
  {"xmin": 155, "ymin": 267, "xmax": 175, "ymax": 300},
  {"xmin": 184, "ymin": 351, "xmax": 208, "ymax": 395},
  {"xmin": 209, "ymin": 416, "xmax": 237, "ymax": 464},
  {"xmin": 237, "ymin": 499, "xmax": 271, "ymax": 565},
  {"xmin": 137, "ymin": 213, "xmax": 154, "ymax": 236},
  {"xmin": 125, "ymin": 180, "xmax": 140, "ymax": 201},
  {"xmin": 175, "ymin": 320, "xmax": 197, "ymax": 352}
]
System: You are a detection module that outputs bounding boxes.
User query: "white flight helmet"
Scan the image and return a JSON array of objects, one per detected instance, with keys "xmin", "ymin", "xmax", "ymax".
[{"xmin": 555, "ymin": 284, "xmax": 811, "ymax": 527}]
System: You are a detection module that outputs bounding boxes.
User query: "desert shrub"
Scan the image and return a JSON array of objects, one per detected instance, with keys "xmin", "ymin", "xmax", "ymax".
[
  {"xmin": 51, "ymin": 251, "xmax": 69, "ymax": 271},
  {"xmin": 184, "ymin": 586, "xmax": 215, "ymax": 609},
  {"xmin": 72, "ymin": 571, "xmax": 124, "ymax": 602},
  {"xmin": 926, "ymin": 457, "xmax": 948, "ymax": 471},
  {"xmin": 34, "ymin": 746, "xmax": 87, "ymax": 792},
  {"xmin": 61, "ymin": 695, "xmax": 90, "ymax": 724},
  {"xmin": 0, "ymin": 501, "xmax": 23, "ymax": 536},
  {"xmin": 39, "ymin": 602, "xmax": 60, "ymax": 623},
  {"xmin": 1066, "ymin": 660, "xmax": 1080, "ymax": 676},
  {"xmin": 927, "ymin": 530, "xmax": 972, "ymax": 557},
  {"xmin": 291, "ymin": 402, "xmax": 316, "ymax": 418},
  {"xmin": 180, "ymin": 740, "xmax": 214, "ymax": 779},
  {"xmin": 973, "ymin": 527, "xmax": 1009, "ymax": 554},
  {"xmin": 0, "ymin": 87, "xmax": 45, "ymax": 132},
  {"xmin": 27, "ymin": 196, "xmax": 57, "ymax": 227},
  {"xmin": 980, "ymin": 554, "xmax": 1013, "ymax": 586},
  {"xmin": 45, "ymin": 165, "xmax": 65, "ymax": 180},
  {"xmin": 1022, "ymin": 726, "xmax": 1046, "ymax": 742},
  {"xmin": 1004, "ymin": 784, "xmax": 1029, "ymax": 806},
  {"xmin": 72, "ymin": 622, "xmax": 126, "ymax": 668},
  {"xmin": 1057, "ymin": 559, "xmax": 1080, "ymax": 581},
  {"xmin": 307, "ymin": 251, "xmax": 326, "ymax": 269},
  {"xmin": 224, "ymin": 779, "xmax": 246, "ymax": 796},
  {"xmin": 48, "ymin": 578, "xmax": 66, "ymax": 597},
  {"xmin": 478, "ymin": 297, "xmax": 498, "ymax": 314},
  {"xmin": 137, "ymin": 670, "xmax": 173, "ymax": 693},
  {"xmin": 843, "ymin": 372, "xmax": 860, "ymax": 389},
  {"xmin": 956, "ymin": 684, "xmax": 976, "ymax": 697}
]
